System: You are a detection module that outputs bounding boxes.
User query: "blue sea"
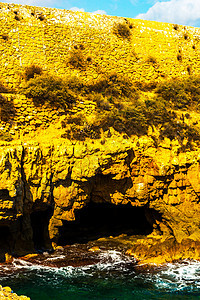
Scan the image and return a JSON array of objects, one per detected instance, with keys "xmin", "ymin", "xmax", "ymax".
[{"xmin": 1, "ymin": 250, "xmax": 200, "ymax": 299}]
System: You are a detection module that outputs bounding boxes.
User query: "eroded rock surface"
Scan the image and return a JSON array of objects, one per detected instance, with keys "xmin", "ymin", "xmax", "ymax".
[{"xmin": 1, "ymin": 133, "xmax": 200, "ymax": 264}]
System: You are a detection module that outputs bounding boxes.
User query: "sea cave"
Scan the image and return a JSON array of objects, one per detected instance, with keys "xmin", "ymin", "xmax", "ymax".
[{"xmin": 57, "ymin": 202, "xmax": 153, "ymax": 246}]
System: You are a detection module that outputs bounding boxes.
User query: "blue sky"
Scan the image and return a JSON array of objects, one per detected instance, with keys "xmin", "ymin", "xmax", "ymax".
[{"xmin": 2, "ymin": 0, "xmax": 200, "ymax": 27}]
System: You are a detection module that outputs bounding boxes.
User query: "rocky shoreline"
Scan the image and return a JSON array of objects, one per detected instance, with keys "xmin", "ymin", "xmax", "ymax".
[
  {"xmin": 1, "ymin": 0, "xmax": 200, "ymax": 281},
  {"xmin": 1, "ymin": 135, "xmax": 200, "ymax": 265}
]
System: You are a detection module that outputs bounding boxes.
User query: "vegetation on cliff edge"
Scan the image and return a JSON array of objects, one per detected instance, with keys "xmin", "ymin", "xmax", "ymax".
[
  {"xmin": 19, "ymin": 69, "xmax": 200, "ymax": 146},
  {"xmin": 21, "ymin": 73, "xmax": 77, "ymax": 108}
]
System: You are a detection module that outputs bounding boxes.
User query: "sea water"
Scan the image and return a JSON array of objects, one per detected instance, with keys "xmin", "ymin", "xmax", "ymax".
[{"xmin": 1, "ymin": 251, "xmax": 200, "ymax": 299}]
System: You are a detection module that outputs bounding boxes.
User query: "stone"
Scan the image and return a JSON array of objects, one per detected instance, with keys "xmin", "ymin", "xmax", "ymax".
[
  {"xmin": 5, "ymin": 253, "xmax": 13, "ymax": 263},
  {"xmin": 88, "ymin": 246, "xmax": 101, "ymax": 252}
]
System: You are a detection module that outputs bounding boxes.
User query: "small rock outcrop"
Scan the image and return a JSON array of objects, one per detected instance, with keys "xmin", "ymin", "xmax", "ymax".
[{"xmin": 0, "ymin": 285, "xmax": 30, "ymax": 300}]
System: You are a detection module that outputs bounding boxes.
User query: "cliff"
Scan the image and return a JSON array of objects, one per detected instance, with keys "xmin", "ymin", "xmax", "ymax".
[{"xmin": 1, "ymin": 2, "xmax": 200, "ymax": 265}]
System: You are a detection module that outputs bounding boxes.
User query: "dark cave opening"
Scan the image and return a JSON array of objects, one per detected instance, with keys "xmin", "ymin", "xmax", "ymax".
[
  {"xmin": 30, "ymin": 207, "xmax": 53, "ymax": 251},
  {"xmin": 0, "ymin": 226, "xmax": 12, "ymax": 260},
  {"xmin": 0, "ymin": 226, "xmax": 11, "ymax": 246},
  {"xmin": 58, "ymin": 202, "xmax": 153, "ymax": 246}
]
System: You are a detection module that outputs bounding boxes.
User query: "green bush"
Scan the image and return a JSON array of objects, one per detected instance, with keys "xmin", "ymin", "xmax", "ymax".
[
  {"xmin": 21, "ymin": 74, "xmax": 76, "ymax": 108},
  {"xmin": 66, "ymin": 113, "xmax": 86, "ymax": 126},
  {"xmin": 145, "ymin": 97, "xmax": 169, "ymax": 125},
  {"xmin": 113, "ymin": 22, "xmax": 131, "ymax": 39},
  {"xmin": 120, "ymin": 105, "xmax": 148, "ymax": 135},
  {"xmin": 14, "ymin": 14, "xmax": 21, "ymax": 21},
  {"xmin": 173, "ymin": 24, "xmax": 179, "ymax": 30},
  {"xmin": 155, "ymin": 77, "xmax": 200, "ymax": 110},
  {"xmin": 160, "ymin": 122, "xmax": 200, "ymax": 143},
  {"xmin": 177, "ymin": 54, "xmax": 182, "ymax": 62},
  {"xmin": 24, "ymin": 65, "xmax": 43, "ymax": 81},
  {"xmin": 183, "ymin": 32, "xmax": 189, "ymax": 40},
  {"xmin": 135, "ymin": 81, "xmax": 158, "ymax": 92},
  {"xmin": 88, "ymin": 73, "xmax": 137, "ymax": 98},
  {"xmin": 38, "ymin": 14, "xmax": 45, "ymax": 21},
  {"xmin": 93, "ymin": 102, "xmax": 148, "ymax": 136},
  {"xmin": 68, "ymin": 49, "xmax": 86, "ymax": 69},
  {"xmin": 146, "ymin": 56, "xmax": 157, "ymax": 65},
  {"xmin": 89, "ymin": 76, "xmax": 200, "ymax": 143},
  {"xmin": 64, "ymin": 76, "xmax": 85, "ymax": 93},
  {"xmin": 93, "ymin": 93, "xmax": 111, "ymax": 111},
  {"xmin": 65, "ymin": 122, "xmax": 101, "ymax": 141}
]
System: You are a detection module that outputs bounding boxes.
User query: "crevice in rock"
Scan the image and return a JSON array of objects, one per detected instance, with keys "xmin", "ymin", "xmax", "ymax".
[
  {"xmin": 57, "ymin": 202, "xmax": 154, "ymax": 246},
  {"xmin": 154, "ymin": 174, "xmax": 174, "ymax": 182},
  {"xmin": 20, "ymin": 146, "xmax": 26, "ymax": 211},
  {"xmin": 30, "ymin": 207, "xmax": 53, "ymax": 251},
  {"xmin": 0, "ymin": 226, "xmax": 12, "ymax": 260}
]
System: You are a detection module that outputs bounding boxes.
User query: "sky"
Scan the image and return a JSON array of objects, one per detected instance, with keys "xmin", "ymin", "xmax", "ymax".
[{"xmin": 1, "ymin": 0, "xmax": 200, "ymax": 27}]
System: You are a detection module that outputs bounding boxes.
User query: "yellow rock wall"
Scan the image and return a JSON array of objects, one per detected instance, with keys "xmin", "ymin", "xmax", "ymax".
[
  {"xmin": 1, "ymin": 2, "xmax": 200, "ymax": 141},
  {"xmin": 1, "ymin": 133, "xmax": 200, "ymax": 264},
  {"xmin": 1, "ymin": 3, "xmax": 200, "ymax": 264},
  {"xmin": 0, "ymin": 2, "xmax": 200, "ymax": 89}
]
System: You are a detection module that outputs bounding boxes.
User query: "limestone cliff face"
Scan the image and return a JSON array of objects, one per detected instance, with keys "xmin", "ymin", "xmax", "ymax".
[
  {"xmin": 1, "ymin": 2, "xmax": 200, "ymax": 265},
  {"xmin": 1, "ymin": 133, "xmax": 200, "ymax": 263}
]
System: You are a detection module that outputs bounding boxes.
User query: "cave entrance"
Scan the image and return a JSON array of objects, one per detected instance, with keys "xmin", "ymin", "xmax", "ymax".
[
  {"xmin": 58, "ymin": 202, "xmax": 153, "ymax": 245},
  {"xmin": 31, "ymin": 207, "xmax": 53, "ymax": 251}
]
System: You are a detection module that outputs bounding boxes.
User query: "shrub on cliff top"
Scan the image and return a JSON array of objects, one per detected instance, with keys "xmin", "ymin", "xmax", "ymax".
[
  {"xmin": 113, "ymin": 22, "xmax": 131, "ymax": 39},
  {"xmin": 173, "ymin": 24, "xmax": 179, "ymax": 30},
  {"xmin": 156, "ymin": 77, "xmax": 200, "ymax": 110},
  {"xmin": 146, "ymin": 56, "xmax": 158, "ymax": 65},
  {"xmin": 21, "ymin": 74, "xmax": 76, "ymax": 108},
  {"xmin": 24, "ymin": 65, "xmax": 43, "ymax": 81},
  {"xmin": 93, "ymin": 103, "xmax": 148, "ymax": 136},
  {"xmin": 87, "ymin": 73, "xmax": 137, "ymax": 98},
  {"xmin": 38, "ymin": 13, "xmax": 45, "ymax": 21},
  {"xmin": 68, "ymin": 49, "xmax": 86, "ymax": 69}
]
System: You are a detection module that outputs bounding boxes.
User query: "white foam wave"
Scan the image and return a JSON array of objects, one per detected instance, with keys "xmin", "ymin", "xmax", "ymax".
[
  {"xmin": 96, "ymin": 250, "xmax": 134, "ymax": 269},
  {"xmin": 0, "ymin": 250, "xmax": 135, "ymax": 280},
  {"xmin": 0, "ymin": 258, "xmax": 89, "ymax": 279},
  {"xmin": 1, "ymin": 254, "xmax": 200, "ymax": 293},
  {"xmin": 154, "ymin": 260, "xmax": 200, "ymax": 291},
  {"xmin": 46, "ymin": 255, "xmax": 66, "ymax": 261}
]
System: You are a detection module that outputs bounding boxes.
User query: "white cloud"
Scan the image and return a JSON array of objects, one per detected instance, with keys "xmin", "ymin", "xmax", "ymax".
[
  {"xmin": 136, "ymin": 0, "xmax": 200, "ymax": 26},
  {"xmin": 69, "ymin": 7, "xmax": 85, "ymax": 12},
  {"xmin": 92, "ymin": 10, "xmax": 107, "ymax": 15},
  {"xmin": 70, "ymin": 7, "xmax": 106, "ymax": 15}
]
